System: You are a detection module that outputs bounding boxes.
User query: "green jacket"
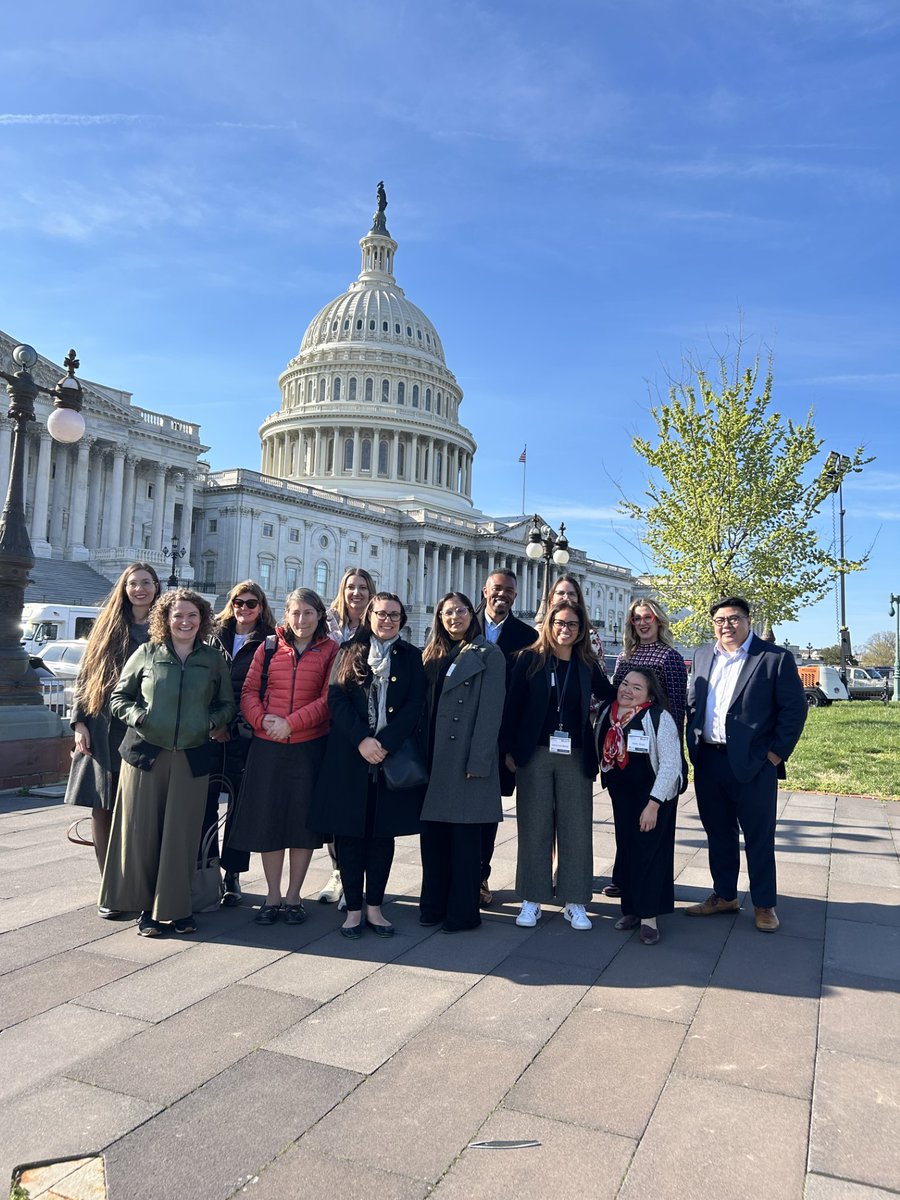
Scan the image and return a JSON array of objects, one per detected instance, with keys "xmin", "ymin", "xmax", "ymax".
[{"xmin": 110, "ymin": 640, "xmax": 235, "ymax": 751}]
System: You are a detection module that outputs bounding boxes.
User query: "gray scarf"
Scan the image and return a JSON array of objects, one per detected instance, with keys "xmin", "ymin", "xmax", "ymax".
[{"xmin": 366, "ymin": 635, "xmax": 398, "ymax": 733}]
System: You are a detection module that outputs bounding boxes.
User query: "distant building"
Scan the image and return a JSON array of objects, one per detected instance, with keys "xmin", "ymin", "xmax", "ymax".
[{"xmin": 6, "ymin": 190, "xmax": 634, "ymax": 643}]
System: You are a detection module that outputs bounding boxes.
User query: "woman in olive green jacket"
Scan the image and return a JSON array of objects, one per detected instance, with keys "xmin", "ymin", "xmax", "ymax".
[{"xmin": 100, "ymin": 589, "xmax": 234, "ymax": 937}]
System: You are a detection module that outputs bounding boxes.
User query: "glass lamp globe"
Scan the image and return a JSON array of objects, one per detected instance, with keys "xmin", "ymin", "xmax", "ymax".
[
  {"xmin": 47, "ymin": 406, "xmax": 86, "ymax": 443},
  {"xmin": 525, "ymin": 539, "xmax": 543, "ymax": 561},
  {"xmin": 553, "ymin": 547, "xmax": 570, "ymax": 566}
]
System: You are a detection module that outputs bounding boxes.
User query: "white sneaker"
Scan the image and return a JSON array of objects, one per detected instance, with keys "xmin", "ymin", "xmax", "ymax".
[
  {"xmin": 319, "ymin": 868, "xmax": 343, "ymax": 904},
  {"xmin": 516, "ymin": 900, "xmax": 541, "ymax": 927},
  {"xmin": 564, "ymin": 903, "xmax": 592, "ymax": 931},
  {"xmin": 337, "ymin": 892, "xmax": 347, "ymax": 912}
]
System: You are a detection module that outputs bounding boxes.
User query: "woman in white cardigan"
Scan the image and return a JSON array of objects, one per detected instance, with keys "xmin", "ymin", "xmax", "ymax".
[{"xmin": 596, "ymin": 666, "xmax": 682, "ymax": 945}]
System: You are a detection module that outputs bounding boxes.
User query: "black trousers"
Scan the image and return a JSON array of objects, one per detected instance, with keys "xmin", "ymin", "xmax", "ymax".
[
  {"xmin": 420, "ymin": 820, "xmax": 482, "ymax": 931},
  {"xmin": 693, "ymin": 743, "xmax": 779, "ymax": 908},
  {"xmin": 609, "ymin": 783, "xmax": 677, "ymax": 919},
  {"xmin": 480, "ymin": 821, "xmax": 497, "ymax": 882},
  {"xmin": 201, "ymin": 738, "xmax": 251, "ymax": 874},
  {"xmin": 334, "ymin": 784, "xmax": 395, "ymax": 911}
]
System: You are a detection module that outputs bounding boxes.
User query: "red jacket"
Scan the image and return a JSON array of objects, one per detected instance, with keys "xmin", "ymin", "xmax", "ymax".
[{"xmin": 241, "ymin": 630, "xmax": 338, "ymax": 744}]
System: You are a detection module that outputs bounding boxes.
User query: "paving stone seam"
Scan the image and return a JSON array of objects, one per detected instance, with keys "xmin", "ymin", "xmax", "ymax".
[
  {"xmin": 805, "ymin": 1170, "xmax": 900, "ymax": 1197},
  {"xmin": 804, "ymin": 805, "xmax": 833, "ymax": 1182}
]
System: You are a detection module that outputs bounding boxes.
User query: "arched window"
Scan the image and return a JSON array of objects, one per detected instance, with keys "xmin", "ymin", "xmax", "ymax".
[
  {"xmin": 333, "ymin": 377, "xmax": 342, "ymax": 403},
  {"xmin": 381, "ymin": 378, "xmax": 390, "ymax": 403},
  {"xmin": 361, "ymin": 438, "xmax": 372, "ymax": 471},
  {"xmin": 398, "ymin": 441, "xmax": 406, "ymax": 477},
  {"xmin": 343, "ymin": 439, "xmax": 353, "ymax": 471},
  {"xmin": 412, "ymin": 384, "xmax": 419, "ymax": 408},
  {"xmin": 306, "ymin": 379, "xmax": 313, "ymax": 403},
  {"xmin": 436, "ymin": 391, "xmax": 442, "ymax": 414},
  {"xmin": 325, "ymin": 436, "xmax": 334, "ymax": 473},
  {"xmin": 364, "ymin": 377, "xmax": 373, "ymax": 402},
  {"xmin": 316, "ymin": 561, "xmax": 329, "ymax": 595},
  {"xmin": 318, "ymin": 377, "xmax": 326, "ymax": 403},
  {"xmin": 348, "ymin": 376, "xmax": 357, "ymax": 402},
  {"xmin": 425, "ymin": 388, "xmax": 432, "ymax": 411},
  {"xmin": 378, "ymin": 439, "xmax": 389, "ymax": 476},
  {"xmin": 397, "ymin": 382, "xmax": 405, "ymax": 405}
]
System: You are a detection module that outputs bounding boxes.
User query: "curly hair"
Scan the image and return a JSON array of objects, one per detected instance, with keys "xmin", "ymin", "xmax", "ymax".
[
  {"xmin": 214, "ymin": 579, "xmax": 276, "ymax": 629},
  {"xmin": 76, "ymin": 562, "xmax": 161, "ymax": 716},
  {"xmin": 526, "ymin": 602, "xmax": 597, "ymax": 677},
  {"xmin": 335, "ymin": 593, "xmax": 407, "ymax": 687},
  {"xmin": 423, "ymin": 592, "xmax": 478, "ymax": 665},
  {"xmin": 149, "ymin": 589, "xmax": 215, "ymax": 646},
  {"xmin": 622, "ymin": 597, "xmax": 677, "ymax": 656},
  {"xmin": 328, "ymin": 567, "xmax": 377, "ymax": 629}
]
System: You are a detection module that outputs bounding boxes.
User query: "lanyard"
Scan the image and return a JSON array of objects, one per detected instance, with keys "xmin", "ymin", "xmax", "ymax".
[{"xmin": 549, "ymin": 657, "xmax": 573, "ymax": 730}]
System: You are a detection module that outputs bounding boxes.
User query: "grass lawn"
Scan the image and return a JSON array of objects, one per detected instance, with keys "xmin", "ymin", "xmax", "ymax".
[{"xmin": 787, "ymin": 702, "xmax": 900, "ymax": 801}]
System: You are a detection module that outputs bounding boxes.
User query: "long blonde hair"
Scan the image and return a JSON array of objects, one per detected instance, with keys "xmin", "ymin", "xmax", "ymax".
[
  {"xmin": 329, "ymin": 567, "xmax": 376, "ymax": 628},
  {"xmin": 76, "ymin": 562, "xmax": 161, "ymax": 716},
  {"xmin": 623, "ymin": 597, "xmax": 676, "ymax": 656}
]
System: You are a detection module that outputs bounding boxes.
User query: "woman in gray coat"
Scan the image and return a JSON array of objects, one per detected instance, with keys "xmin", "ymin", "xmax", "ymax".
[{"xmin": 419, "ymin": 592, "xmax": 506, "ymax": 932}]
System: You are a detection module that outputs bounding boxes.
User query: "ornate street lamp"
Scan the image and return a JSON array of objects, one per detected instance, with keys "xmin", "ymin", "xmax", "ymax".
[
  {"xmin": 164, "ymin": 531, "xmax": 187, "ymax": 589},
  {"xmin": 525, "ymin": 515, "xmax": 569, "ymax": 622},
  {"xmin": 889, "ymin": 594, "xmax": 900, "ymax": 703},
  {"xmin": 824, "ymin": 451, "xmax": 854, "ymax": 685},
  {"xmin": 1, "ymin": 345, "xmax": 84, "ymax": 710}
]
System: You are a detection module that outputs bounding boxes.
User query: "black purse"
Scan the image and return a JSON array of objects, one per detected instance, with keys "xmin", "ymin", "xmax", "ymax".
[{"xmin": 381, "ymin": 737, "xmax": 428, "ymax": 791}]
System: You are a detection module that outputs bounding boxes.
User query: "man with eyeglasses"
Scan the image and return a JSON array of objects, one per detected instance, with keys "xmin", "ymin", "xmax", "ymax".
[
  {"xmin": 685, "ymin": 596, "xmax": 806, "ymax": 932},
  {"xmin": 474, "ymin": 570, "xmax": 538, "ymax": 905}
]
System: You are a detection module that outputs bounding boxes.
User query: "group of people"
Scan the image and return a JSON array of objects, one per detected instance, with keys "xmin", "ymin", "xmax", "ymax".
[{"xmin": 64, "ymin": 561, "xmax": 808, "ymax": 944}]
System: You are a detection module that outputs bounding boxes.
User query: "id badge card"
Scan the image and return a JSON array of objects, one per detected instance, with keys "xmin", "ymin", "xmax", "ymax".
[
  {"xmin": 627, "ymin": 731, "xmax": 651, "ymax": 753},
  {"xmin": 549, "ymin": 730, "xmax": 572, "ymax": 755},
  {"xmin": 445, "ymin": 662, "xmax": 457, "ymax": 678}
]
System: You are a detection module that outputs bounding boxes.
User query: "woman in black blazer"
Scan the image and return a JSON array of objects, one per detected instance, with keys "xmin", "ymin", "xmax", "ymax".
[
  {"xmin": 310, "ymin": 593, "xmax": 426, "ymax": 939},
  {"xmin": 502, "ymin": 601, "xmax": 614, "ymax": 931}
]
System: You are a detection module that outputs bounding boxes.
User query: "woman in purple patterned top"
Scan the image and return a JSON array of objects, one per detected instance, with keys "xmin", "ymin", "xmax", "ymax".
[{"xmin": 605, "ymin": 599, "xmax": 687, "ymax": 899}]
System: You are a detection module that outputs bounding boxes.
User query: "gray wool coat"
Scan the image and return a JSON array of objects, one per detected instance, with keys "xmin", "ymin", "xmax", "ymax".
[{"xmin": 420, "ymin": 636, "xmax": 507, "ymax": 824}]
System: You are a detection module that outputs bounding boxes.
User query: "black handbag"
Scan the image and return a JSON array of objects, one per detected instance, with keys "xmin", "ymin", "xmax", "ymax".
[{"xmin": 381, "ymin": 737, "xmax": 428, "ymax": 791}]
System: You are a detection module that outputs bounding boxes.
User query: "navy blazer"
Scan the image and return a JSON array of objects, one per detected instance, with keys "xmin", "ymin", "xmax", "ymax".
[
  {"xmin": 687, "ymin": 634, "xmax": 807, "ymax": 783},
  {"xmin": 502, "ymin": 650, "xmax": 614, "ymax": 780}
]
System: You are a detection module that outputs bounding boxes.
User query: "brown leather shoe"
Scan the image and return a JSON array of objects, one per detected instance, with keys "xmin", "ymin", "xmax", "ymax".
[
  {"xmin": 479, "ymin": 880, "xmax": 493, "ymax": 907},
  {"xmin": 684, "ymin": 893, "xmax": 740, "ymax": 916},
  {"xmin": 754, "ymin": 906, "xmax": 780, "ymax": 932}
]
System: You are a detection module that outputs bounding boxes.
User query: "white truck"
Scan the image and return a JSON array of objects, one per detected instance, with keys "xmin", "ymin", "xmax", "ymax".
[
  {"xmin": 21, "ymin": 603, "xmax": 101, "ymax": 654},
  {"xmin": 798, "ymin": 664, "xmax": 849, "ymax": 708}
]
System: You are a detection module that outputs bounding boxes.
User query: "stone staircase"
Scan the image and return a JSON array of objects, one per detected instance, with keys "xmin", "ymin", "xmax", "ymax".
[{"xmin": 25, "ymin": 557, "xmax": 115, "ymax": 605}]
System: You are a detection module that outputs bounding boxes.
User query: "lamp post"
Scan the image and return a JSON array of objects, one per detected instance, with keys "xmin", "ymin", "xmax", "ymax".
[
  {"xmin": 525, "ymin": 515, "xmax": 569, "ymax": 623},
  {"xmin": 1, "ymin": 345, "xmax": 84, "ymax": 710},
  {"xmin": 824, "ymin": 451, "xmax": 853, "ymax": 686},
  {"xmin": 889, "ymin": 594, "xmax": 900, "ymax": 703},
  {"xmin": 806, "ymin": 642, "xmax": 814, "ymax": 660},
  {"xmin": 164, "ymin": 532, "xmax": 186, "ymax": 589}
]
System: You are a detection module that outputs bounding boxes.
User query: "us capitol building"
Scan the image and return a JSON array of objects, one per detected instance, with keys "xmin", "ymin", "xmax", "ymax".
[{"xmin": 5, "ymin": 187, "xmax": 634, "ymax": 643}]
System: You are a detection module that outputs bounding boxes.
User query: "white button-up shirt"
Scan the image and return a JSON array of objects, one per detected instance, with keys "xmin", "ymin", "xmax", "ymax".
[{"xmin": 703, "ymin": 631, "xmax": 754, "ymax": 744}]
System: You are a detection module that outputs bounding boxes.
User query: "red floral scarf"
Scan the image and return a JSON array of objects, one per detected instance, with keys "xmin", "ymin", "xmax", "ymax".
[{"xmin": 600, "ymin": 700, "xmax": 652, "ymax": 773}]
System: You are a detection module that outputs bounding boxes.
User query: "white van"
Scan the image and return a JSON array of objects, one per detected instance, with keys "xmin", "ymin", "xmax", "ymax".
[{"xmin": 21, "ymin": 603, "xmax": 101, "ymax": 654}]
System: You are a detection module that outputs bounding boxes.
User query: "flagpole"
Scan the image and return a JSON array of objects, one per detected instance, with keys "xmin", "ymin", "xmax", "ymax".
[{"xmin": 521, "ymin": 445, "xmax": 527, "ymax": 514}]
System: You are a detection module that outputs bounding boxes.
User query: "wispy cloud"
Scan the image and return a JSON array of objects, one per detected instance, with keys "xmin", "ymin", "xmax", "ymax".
[
  {"xmin": 0, "ymin": 113, "xmax": 159, "ymax": 126},
  {"xmin": 791, "ymin": 372, "xmax": 900, "ymax": 387}
]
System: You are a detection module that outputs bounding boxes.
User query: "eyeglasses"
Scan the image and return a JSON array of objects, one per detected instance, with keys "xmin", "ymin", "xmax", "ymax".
[
  {"xmin": 712, "ymin": 615, "xmax": 745, "ymax": 627},
  {"xmin": 233, "ymin": 598, "xmax": 260, "ymax": 610},
  {"xmin": 553, "ymin": 590, "xmax": 578, "ymax": 601},
  {"xmin": 373, "ymin": 611, "xmax": 402, "ymax": 622},
  {"xmin": 552, "ymin": 620, "xmax": 580, "ymax": 631},
  {"xmin": 632, "ymin": 614, "xmax": 657, "ymax": 624},
  {"xmin": 441, "ymin": 607, "xmax": 471, "ymax": 618}
]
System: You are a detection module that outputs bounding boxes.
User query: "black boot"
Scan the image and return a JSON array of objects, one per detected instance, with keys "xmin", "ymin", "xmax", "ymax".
[{"xmin": 222, "ymin": 871, "xmax": 242, "ymax": 907}]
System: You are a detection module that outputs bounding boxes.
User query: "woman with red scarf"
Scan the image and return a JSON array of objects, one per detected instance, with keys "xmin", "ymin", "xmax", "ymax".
[{"xmin": 595, "ymin": 666, "xmax": 682, "ymax": 945}]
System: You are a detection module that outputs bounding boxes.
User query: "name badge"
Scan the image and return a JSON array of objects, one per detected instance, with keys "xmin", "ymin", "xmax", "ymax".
[
  {"xmin": 627, "ymin": 731, "xmax": 650, "ymax": 753},
  {"xmin": 446, "ymin": 663, "xmax": 456, "ymax": 677},
  {"xmin": 549, "ymin": 730, "xmax": 572, "ymax": 755}
]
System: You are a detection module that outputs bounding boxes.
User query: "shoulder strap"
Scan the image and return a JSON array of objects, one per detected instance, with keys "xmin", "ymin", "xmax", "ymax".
[{"xmin": 258, "ymin": 634, "xmax": 278, "ymax": 701}]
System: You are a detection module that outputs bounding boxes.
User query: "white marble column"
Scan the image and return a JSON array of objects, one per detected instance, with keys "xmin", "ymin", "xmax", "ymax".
[
  {"xmin": 391, "ymin": 431, "xmax": 400, "ymax": 479},
  {"xmin": 120, "ymin": 454, "xmax": 137, "ymax": 550},
  {"xmin": 415, "ymin": 542, "xmax": 426, "ymax": 605},
  {"xmin": 181, "ymin": 470, "xmax": 195, "ymax": 570},
  {"xmin": 150, "ymin": 463, "xmax": 166, "ymax": 550},
  {"xmin": 30, "ymin": 429, "xmax": 53, "ymax": 555},
  {"xmin": 104, "ymin": 445, "xmax": 126, "ymax": 550},
  {"xmin": 66, "ymin": 436, "xmax": 93, "ymax": 560},
  {"xmin": 429, "ymin": 544, "xmax": 439, "ymax": 606},
  {"xmin": 48, "ymin": 445, "xmax": 68, "ymax": 550},
  {"xmin": 84, "ymin": 447, "xmax": 103, "ymax": 550},
  {"xmin": 163, "ymin": 468, "xmax": 178, "ymax": 549}
]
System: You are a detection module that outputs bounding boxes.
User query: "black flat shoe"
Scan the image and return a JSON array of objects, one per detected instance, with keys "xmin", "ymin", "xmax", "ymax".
[
  {"xmin": 284, "ymin": 903, "xmax": 307, "ymax": 925},
  {"xmin": 254, "ymin": 904, "xmax": 281, "ymax": 926},
  {"xmin": 171, "ymin": 915, "xmax": 197, "ymax": 935},
  {"xmin": 138, "ymin": 912, "xmax": 163, "ymax": 938},
  {"xmin": 340, "ymin": 922, "xmax": 363, "ymax": 940},
  {"xmin": 365, "ymin": 919, "xmax": 395, "ymax": 938}
]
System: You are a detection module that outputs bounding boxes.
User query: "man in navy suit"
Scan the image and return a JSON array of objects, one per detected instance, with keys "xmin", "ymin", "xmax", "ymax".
[{"xmin": 685, "ymin": 596, "xmax": 807, "ymax": 931}]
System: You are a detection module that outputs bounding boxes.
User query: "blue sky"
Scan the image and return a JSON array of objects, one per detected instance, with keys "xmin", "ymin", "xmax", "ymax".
[{"xmin": 1, "ymin": 0, "xmax": 897, "ymax": 651}]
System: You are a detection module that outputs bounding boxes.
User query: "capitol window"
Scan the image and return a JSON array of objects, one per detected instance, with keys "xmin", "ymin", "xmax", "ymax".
[
  {"xmin": 319, "ymin": 534, "xmax": 329, "ymax": 549},
  {"xmin": 364, "ymin": 377, "xmax": 373, "ymax": 402},
  {"xmin": 397, "ymin": 382, "xmax": 405, "ymax": 405},
  {"xmin": 378, "ymin": 439, "xmax": 389, "ymax": 475},
  {"xmin": 262, "ymin": 523, "xmax": 274, "ymax": 538},
  {"xmin": 417, "ymin": 329, "xmax": 422, "ymax": 340},
  {"xmin": 318, "ymin": 378, "xmax": 326, "ymax": 403},
  {"xmin": 361, "ymin": 438, "xmax": 372, "ymax": 471},
  {"xmin": 333, "ymin": 377, "xmax": 342, "ymax": 402},
  {"xmin": 348, "ymin": 540, "xmax": 358, "ymax": 554},
  {"xmin": 349, "ymin": 376, "xmax": 357, "ymax": 402},
  {"xmin": 285, "ymin": 565, "xmax": 298, "ymax": 592},
  {"xmin": 207, "ymin": 518, "xmax": 217, "ymax": 534},
  {"xmin": 289, "ymin": 527, "xmax": 300, "ymax": 542},
  {"xmin": 436, "ymin": 392, "xmax": 442, "ymax": 414},
  {"xmin": 307, "ymin": 379, "xmax": 313, "ymax": 402},
  {"xmin": 425, "ymin": 388, "xmax": 432, "ymax": 411},
  {"xmin": 356, "ymin": 319, "xmax": 363, "ymax": 330},
  {"xmin": 343, "ymin": 319, "xmax": 349, "ymax": 330},
  {"xmin": 412, "ymin": 384, "xmax": 419, "ymax": 408},
  {"xmin": 315, "ymin": 561, "xmax": 329, "ymax": 594},
  {"xmin": 259, "ymin": 562, "xmax": 272, "ymax": 590},
  {"xmin": 395, "ymin": 323, "xmax": 401, "ymax": 334},
  {"xmin": 382, "ymin": 320, "xmax": 388, "ymax": 332},
  {"xmin": 435, "ymin": 451, "xmax": 443, "ymax": 485},
  {"xmin": 343, "ymin": 439, "xmax": 353, "ymax": 471},
  {"xmin": 406, "ymin": 324, "xmax": 412, "ymax": 337},
  {"xmin": 381, "ymin": 379, "xmax": 390, "ymax": 403},
  {"xmin": 369, "ymin": 319, "xmax": 375, "ymax": 330},
  {"xmin": 398, "ymin": 441, "xmax": 406, "ymax": 476}
]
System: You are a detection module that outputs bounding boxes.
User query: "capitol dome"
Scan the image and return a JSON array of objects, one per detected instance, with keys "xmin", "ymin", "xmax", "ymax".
[{"xmin": 260, "ymin": 187, "xmax": 475, "ymax": 511}]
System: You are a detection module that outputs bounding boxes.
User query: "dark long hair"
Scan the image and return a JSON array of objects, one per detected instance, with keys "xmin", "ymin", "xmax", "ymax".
[
  {"xmin": 281, "ymin": 588, "xmax": 328, "ymax": 646},
  {"xmin": 335, "ymin": 592, "xmax": 407, "ymax": 687},
  {"xmin": 215, "ymin": 579, "xmax": 276, "ymax": 630},
  {"xmin": 618, "ymin": 665, "xmax": 670, "ymax": 711},
  {"xmin": 77, "ymin": 562, "xmax": 161, "ymax": 715},
  {"xmin": 423, "ymin": 592, "xmax": 478, "ymax": 665},
  {"xmin": 526, "ymin": 602, "xmax": 597, "ymax": 677}
]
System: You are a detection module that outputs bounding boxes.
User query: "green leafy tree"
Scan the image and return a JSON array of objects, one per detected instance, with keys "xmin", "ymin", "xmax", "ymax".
[
  {"xmin": 622, "ymin": 350, "xmax": 871, "ymax": 644},
  {"xmin": 859, "ymin": 631, "xmax": 897, "ymax": 666},
  {"xmin": 819, "ymin": 644, "xmax": 842, "ymax": 666}
]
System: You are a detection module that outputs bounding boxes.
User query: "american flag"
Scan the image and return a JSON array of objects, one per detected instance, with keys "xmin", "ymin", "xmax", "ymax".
[{"xmin": 518, "ymin": 447, "xmax": 527, "ymax": 463}]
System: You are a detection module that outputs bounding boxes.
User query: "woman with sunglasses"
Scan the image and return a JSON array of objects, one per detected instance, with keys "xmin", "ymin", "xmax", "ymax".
[
  {"xmin": 202, "ymin": 581, "xmax": 277, "ymax": 905},
  {"xmin": 311, "ymin": 594, "xmax": 426, "ymax": 939},
  {"xmin": 419, "ymin": 592, "xmax": 506, "ymax": 933},
  {"xmin": 596, "ymin": 666, "xmax": 682, "ymax": 945},
  {"xmin": 605, "ymin": 599, "xmax": 687, "ymax": 899},
  {"xmin": 227, "ymin": 589, "xmax": 339, "ymax": 926},
  {"xmin": 502, "ymin": 602, "xmax": 614, "ymax": 931}
]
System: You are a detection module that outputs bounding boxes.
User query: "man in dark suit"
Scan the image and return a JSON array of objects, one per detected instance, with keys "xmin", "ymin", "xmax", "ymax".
[
  {"xmin": 686, "ymin": 596, "xmax": 807, "ymax": 932},
  {"xmin": 473, "ymin": 569, "xmax": 538, "ymax": 904}
]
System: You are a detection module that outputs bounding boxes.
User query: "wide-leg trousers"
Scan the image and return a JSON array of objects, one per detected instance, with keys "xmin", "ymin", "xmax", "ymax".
[
  {"xmin": 515, "ymin": 746, "xmax": 594, "ymax": 906},
  {"xmin": 420, "ymin": 820, "xmax": 482, "ymax": 931}
]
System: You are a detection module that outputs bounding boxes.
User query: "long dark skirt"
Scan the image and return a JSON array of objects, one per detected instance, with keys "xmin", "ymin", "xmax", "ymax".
[
  {"xmin": 226, "ymin": 736, "xmax": 328, "ymax": 853},
  {"xmin": 609, "ymin": 779, "xmax": 677, "ymax": 919}
]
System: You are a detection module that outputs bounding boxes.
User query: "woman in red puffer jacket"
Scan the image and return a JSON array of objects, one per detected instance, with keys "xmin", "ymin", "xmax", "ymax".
[{"xmin": 225, "ymin": 588, "xmax": 339, "ymax": 927}]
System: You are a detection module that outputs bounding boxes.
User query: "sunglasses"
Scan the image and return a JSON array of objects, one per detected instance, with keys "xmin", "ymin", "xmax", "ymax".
[{"xmin": 233, "ymin": 597, "xmax": 260, "ymax": 610}]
